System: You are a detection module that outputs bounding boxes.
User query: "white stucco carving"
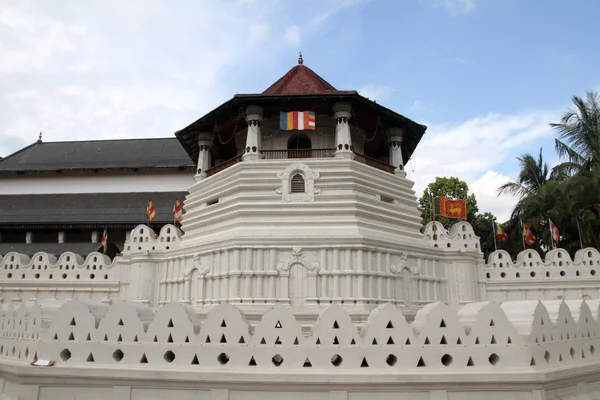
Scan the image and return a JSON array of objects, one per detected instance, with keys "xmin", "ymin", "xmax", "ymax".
[
  {"xmin": 277, "ymin": 247, "xmax": 320, "ymax": 272},
  {"xmin": 276, "ymin": 162, "xmax": 320, "ymax": 202}
]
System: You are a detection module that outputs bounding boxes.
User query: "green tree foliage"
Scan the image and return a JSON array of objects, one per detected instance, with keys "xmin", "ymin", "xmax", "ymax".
[
  {"xmin": 496, "ymin": 90, "xmax": 600, "ymax": 258},
  {"xmin": 417, "ymin": 177, "xmax": 499, "ymax": 258},
  {"xmin": 418, "ymin": 177, "xmax": 479, "ymax": 226}
]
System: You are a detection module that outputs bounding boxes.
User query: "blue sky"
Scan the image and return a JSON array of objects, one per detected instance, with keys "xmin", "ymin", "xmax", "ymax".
[{"xmin": 0, "ymin": 0, "xmax": 598, "ymax": 220}]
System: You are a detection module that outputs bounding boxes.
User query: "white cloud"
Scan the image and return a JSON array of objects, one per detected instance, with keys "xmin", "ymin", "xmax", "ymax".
[
  {"xmin": 409, "ymin": 100, "xmax": 434, "ymax": 114},
  {"xmin": 284, "ymin": 26, "xmax": 300, "ymax": 46},
  {"xmin": 359, "ymin": 84, "xmax": 394, "ymax": 102},
  {"xmin": 406, "ymin": 109, "xmax": 561, "ymax": 220},
  {"xmin": 421, "ymin": 0, "xmax": 476, "ymax": 14}
]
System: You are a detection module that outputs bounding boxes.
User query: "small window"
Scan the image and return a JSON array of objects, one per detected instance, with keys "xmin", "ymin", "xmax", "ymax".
[{"xmin": 290, "ymin": 174, "xmax": 305, "ymax": 193}]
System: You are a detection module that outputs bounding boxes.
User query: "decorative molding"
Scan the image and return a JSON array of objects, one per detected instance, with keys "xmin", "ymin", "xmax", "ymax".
[
  {"xmin": 276, "ymin": 163, "xmax": 320, "ymax": 203},
  {"xmin": 391, "ymin": 251, "xmax": 419, "ymax": 275},
  {"xmin": 184, "ymin": 254, "xmax": 210, "ymax": 278},
  {"xmin": 277, "ymin": 247, "xmax": 320, "ymax": 272}
]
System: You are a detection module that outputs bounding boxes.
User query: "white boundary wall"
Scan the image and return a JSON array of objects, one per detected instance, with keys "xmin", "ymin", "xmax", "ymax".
[{"xmin": 2, "ymin": 300, "xmax": 600, "ymax": 399}]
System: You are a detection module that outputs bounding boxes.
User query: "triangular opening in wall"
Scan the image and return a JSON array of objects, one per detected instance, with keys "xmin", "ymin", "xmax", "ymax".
[
  {"xmin": 350, "ymin": 338, "xmax": 356, "ymax": 345},
  {"xmin": 489, "ymin": 319, "xmax": 495, "ymax": 326},
  {"xmin": 417, "ymin": 357, "xmax": 426, "ymax": 367},
  {"xmin": 440, "ymin": 319, "xmax": 446, "ymax": 328},
  {"xmin": 86, "ymin": 353, "xmax": 94, "ymax": 362},
  {"xmin": 582, "ymin": 350, "xmax": 586, "ymax": 359},
  {"xmin": 275, "ymin": 320, "xmax": 282, "ymax": 329},
  {"xmin": 387, "ymin": 336, "xmax": 395, "ymax": 345},
  {"xmin": 153, "ymin": 335, "xmax": 158, "ymax": 342},
  {"xmin": 239, "ymin": 336, "xmax": 246, "ymax": 344},
  {"xmin": 205, "ymin": 335, "xmax": 211, "ymax": 343},
  {"xmin": 140, "ymin": 354, "xmax": 148, "ymax": 364},
  {"xmin": 475, "ymin": 337, "xmax": 480, "ymax": 344},
  {"xmin": 168, "ymin": 333, "xmax": 174, "ymax": 343},
  {"xmin": 333, "ymin": 321, "xmax": 340, "ymax": 329},
  {"xmin": 70, "ymin": 317, "xmax": 76, "ymax": 326},
  {"xmin": 566, "ymin": 332, "xmax": 570, "ymax": 340},
  {"xmin": 541, "ymin": 319, "xmax": 544, "ymax": 325},
  {"xmin": 507, "ymin": 336, "xmax": 512, "ymax": 344},
  {"xmin": 33, "ymin": 352, "xmax": 38, "ymax": 362},
  {"xmin": 530, "ymin": 357, "xmax": 536, "ymax": 366},
  {"xmin": 86, "ymin": 333, "xmax": 91, "ymax": 341},
  {"xmin": 293, "ymin": 337, "xmax": 299, "ymax": 345},
  {"xmin": 559, "ymin": 354, "xmax": 563, "ymax": 362},
  {"xmin": 260, "ymin": 338, "xmax": 267, "ymax": 344},
  {"xmin": 221, "ymin": 320, "xmax": 227, "ymax": 328},
  {"xmin": 490, "ymin": 335, "xmax": 496, "ymax": 344},
  {"xmin": 405, "ymin": 338, "xmax": 411, "ymax": 345},
  {"xmin": 118, "ymin": 318, "xmax": 124, "ymax": 326},
  {"xmin": 68, "ymin": 332, "xmax": 74, "ymax": 341},
  {"xmin": 386, "ymin": 321, "xmax": 394, "ymax": 329},
  {"xmin": 361, "ymin": 357, "xmax": 369, "ymax": 367},
  {"xmin": 53, "ymin": 333, "xmax": 58, "ymax": 340},
  {"xmin": 456, "ymin": 337, "xmax": 462, "ymax": 345},
  {"xmin": 220, "ymin": 334, "xmax": 227, "ymax": 343},
  {"xmin": 167, "ymin": 319, "xmax": 174, "ymax": 328},
  {"xmin": 104, "ymin": 334, "xmax": 109, "ymax": 342},
  {"xmin": 316, "ymin": 338, "xmax": 321, "ymax": 345},
  {"xmin": 372, "ymin": 338, "xmax": 378, "ymax": 345},
  {"xmin": 191, "ymin": 354, "xmax": 199, "ymax": 365},
  {"xmin": 117, "ymin": 334, "xmax": 123, "ymax": 342},
  {"xmin": 275, "ymin": 336, "xmax": 282, "ymax": 345},
  {"xmin": 333, "ymin": 336, "xmax": 339, "ymax": 345},
  {"xmin": 303, "ymin": 358, "xmax": 312, "ymax": 367},
  {"xmin": 133, "ymin": 335, "xmax": 138, "ymax": 342},
  {"xmin": 184, "ymin": 336, "xmax": 189, "ymax": 343},
  {"xmin": 467, "ymin": 356, "xmax": 474, "ymax": 366},
  {"xmin": 535, "ymin": 337, "xmax": 538, "ymax": 344},
  {"xmin": 248, "ymin": 356, "xmax": 257, "ymax": 366},
  {"xmin": 440, "ymin": 335, "xmax": 447, "ymax": 345},
  {"xmin": 424, "ymin": 337, "xmax": 430, "ymax": 345}
]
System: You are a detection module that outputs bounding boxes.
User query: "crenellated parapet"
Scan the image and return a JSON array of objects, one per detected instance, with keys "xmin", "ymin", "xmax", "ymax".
[
  {"xmin": 485, "ymin": 248, "xmax": 600, "ymax": 302},
  {"xmin": 422, "ymin": 221, "xmax": 482, "ymax": 252},
  {"xmin": 122, "ymin": 224, "xmax": 182, "ymax": 255},
  {"xmin": 2, "ymin": 298, "xmax": 600, "ymax": 373}
]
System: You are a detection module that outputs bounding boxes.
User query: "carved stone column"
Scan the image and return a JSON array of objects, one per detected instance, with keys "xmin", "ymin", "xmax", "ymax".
[
  {"xmin": 243, "ymin": 105, "xmax": 263, "ymax": 161},
  {"xmin": 333, "ymin": 102, "xmax": 354, "ymax": 159},
  {"xmin": 195, "ymin": 132, "xmax": 212, "ymax": 181},
  {"xmin": 387, "ymin": 127, "xmax": 405, "ymax": 177}
]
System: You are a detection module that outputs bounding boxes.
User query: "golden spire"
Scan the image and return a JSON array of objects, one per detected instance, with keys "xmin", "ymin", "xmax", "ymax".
[{"xmin": 298, "ymin": 52, "xmax": 303, "ymax": 65}]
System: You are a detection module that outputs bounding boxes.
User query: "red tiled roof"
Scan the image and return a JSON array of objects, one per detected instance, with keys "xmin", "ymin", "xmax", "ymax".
[{"xmin": 234, "ymin": 64, "xmax": 357, "ymax": 98}]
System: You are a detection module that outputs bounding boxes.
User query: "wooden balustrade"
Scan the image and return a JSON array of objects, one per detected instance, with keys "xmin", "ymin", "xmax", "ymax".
[{"xmin": 206, "ymin": 155, "xmax": 243, "ymax": 177}]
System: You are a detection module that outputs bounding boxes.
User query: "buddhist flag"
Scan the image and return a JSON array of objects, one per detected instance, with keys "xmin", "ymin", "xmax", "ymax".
[
  {"xmin": 549, "ymin": 218, "xmax": 560, "ymax": 243},
  {"xmin": 493, "ymin": 221, "xmax": 508, "ymax": 242},
  {"xmin": 146, "ymin": 200, "xmax": 156, "ymax": 221},
  {"xmin": 433, "ymin": 197, "xmax": 467, "ymax": 220},
  {"xmin": 172, "ymin": 200, "xmax": 183, "ymax": 223},
  {"xmin": 280, "ymin": 111, "xmax": 316, "ymax": 130},
  {"xmin": 101, "ymin": 229, "xmax": 108, "ymax": 254},
  {"xmin": 523, "ymin": 223, "xmax": 536, "ymax": 246}
]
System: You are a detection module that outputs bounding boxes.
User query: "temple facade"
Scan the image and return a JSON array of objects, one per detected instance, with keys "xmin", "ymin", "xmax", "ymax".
[{"xmin": 1, "ymin": 57, "xmax": 600, "ymax": 399}]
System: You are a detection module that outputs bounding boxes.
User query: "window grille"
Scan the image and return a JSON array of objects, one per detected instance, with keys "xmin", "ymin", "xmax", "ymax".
[{"xmin": 291, "ymin": 174, "xmax": 305, "ymax": 193}]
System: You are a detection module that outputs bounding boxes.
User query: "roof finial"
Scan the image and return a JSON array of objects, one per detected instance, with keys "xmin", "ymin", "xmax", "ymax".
[
  {"xmin": 38, "ymin": 132, "xmax": 42, "ymax": 143},
  {"xmin": 298, "ymin": 52, "xmax": 303, "ymax": 65}
]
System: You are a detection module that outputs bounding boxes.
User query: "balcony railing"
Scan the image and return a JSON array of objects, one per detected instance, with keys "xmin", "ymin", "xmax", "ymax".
[
  {"xmin": 206, "ymin": 154, "xmax": 243, "ymax": 177},
  {"xmin": 205, "ymin": 149, "xmax": 394, "ymax": 177},
  {"xmin": 353, "ymin": 154, "xmax": 396, "ymax": 174},
  {"xmin": 261, "ymin": 148, "xmax": 336, "ymax": 160}
]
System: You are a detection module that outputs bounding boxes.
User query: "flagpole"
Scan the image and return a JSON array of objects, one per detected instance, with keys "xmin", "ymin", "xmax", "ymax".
[
  {"xmin": 520, "ymin": 219, "xmax": 526, "ymax": 250},
  {"xmin": 576, "ymin": 217, "xmax": 584, "ymax": 250},
  {"xmin": 548, "ymin": 218, "xmax": 555, "ymax": 250},
  {"xmin": 492, "ymin": 220, "xmax": 498, "ymax": 252}
]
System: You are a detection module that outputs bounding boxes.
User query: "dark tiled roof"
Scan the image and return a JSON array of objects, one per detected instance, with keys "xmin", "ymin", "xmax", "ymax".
[
  {"xmin": 0, "ymin": 242, "xmax": 102, "ymax": 258},
  {"xmin": 0, "ymin": 192, "xmax": 187, "ymax": 227},
  {"xmin": 0, "ymin": 138, "xmax": 195, "ymax": 172},
  {"xmin": 235, "ymin": 64, "xmax": 357, "ymax": 97}
]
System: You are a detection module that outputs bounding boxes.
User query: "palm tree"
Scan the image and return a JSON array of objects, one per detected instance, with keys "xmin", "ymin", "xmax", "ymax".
[
  {"xmin": 497, "ymin": 148, "xmax": 550, "ymax": 197},
  {"xmin": 551, "ymin": 90, "xmax": 600, "ymax": 175}
]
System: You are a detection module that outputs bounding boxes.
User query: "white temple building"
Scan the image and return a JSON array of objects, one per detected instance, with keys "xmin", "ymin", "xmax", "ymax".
[{"xmin": 1, "ymin": 57, "xmax": 600, "ymax": 399}]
